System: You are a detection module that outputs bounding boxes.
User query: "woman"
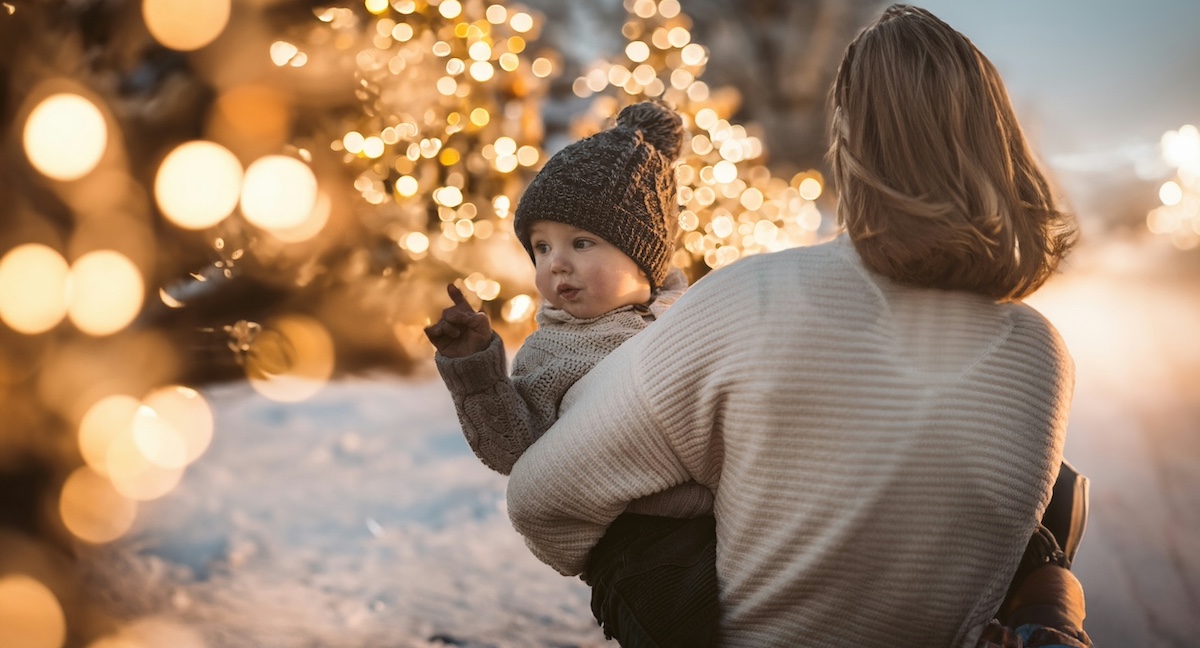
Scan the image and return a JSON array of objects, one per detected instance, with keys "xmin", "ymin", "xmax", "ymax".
[{"xmin": 507, "ymin": 5, "xmax": 1086, "ymax": 646}]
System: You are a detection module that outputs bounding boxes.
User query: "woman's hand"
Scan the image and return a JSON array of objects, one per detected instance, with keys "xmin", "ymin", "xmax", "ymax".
[{"xmin": 424, "ymin": 283, "xmax": 493, "ymax": 358}]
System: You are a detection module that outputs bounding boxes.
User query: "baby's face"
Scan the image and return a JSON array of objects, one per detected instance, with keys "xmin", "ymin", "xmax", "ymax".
[{"xmin": 528, "ymin": 221, "xmax": 651, "ymax": 319}]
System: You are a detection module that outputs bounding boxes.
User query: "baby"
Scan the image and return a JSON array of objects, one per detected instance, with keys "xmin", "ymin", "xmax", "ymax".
[{"xmin": 425, "ymin": 101, "xmax": 717, "ymax": 647}]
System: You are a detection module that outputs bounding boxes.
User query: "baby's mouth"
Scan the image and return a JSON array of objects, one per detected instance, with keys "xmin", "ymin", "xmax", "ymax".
[{"xmin": 557, "ymin": 285, "xmax": 580, "ymax": 300}]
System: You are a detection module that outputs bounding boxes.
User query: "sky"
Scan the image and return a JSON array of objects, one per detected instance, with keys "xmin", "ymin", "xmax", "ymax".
[{"xmin": 916, "ymin": 0, "xmax": 1200, "ymax": 173}]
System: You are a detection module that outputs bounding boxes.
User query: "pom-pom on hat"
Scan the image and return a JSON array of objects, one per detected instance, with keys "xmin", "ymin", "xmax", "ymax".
[{"xmin": 513, "ymin": 101, "xmax": 684, "ymax": 292}]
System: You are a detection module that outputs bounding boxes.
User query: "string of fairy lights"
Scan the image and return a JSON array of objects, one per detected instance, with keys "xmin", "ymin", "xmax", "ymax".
[
  {"xmin": 276, "ymin": 0, "xmax": 834, "ymax": 341},
  {"xmin": 568, "ymin": 0, "xmax": 831, "ymax": 277}
]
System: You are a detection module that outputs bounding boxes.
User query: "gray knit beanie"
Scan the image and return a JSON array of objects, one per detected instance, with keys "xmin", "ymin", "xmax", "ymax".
[{"xmin": 513, "ymin": 101, "xmax": 684, "ymax": 293}]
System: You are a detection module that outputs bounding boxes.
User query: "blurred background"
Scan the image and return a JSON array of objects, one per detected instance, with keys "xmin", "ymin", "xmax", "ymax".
[{"xmin": 0, "ymin": 0, "xmax": 1196, "ymax": 646}]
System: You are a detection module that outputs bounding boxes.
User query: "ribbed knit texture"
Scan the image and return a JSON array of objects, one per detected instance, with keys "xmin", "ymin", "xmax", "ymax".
[
  {"xmin": 436, "ymin": 270, "xmax": 712, "ymax": 516},
  {"xmin": 508, "ymin": 235, "xmax": 1075, "ymax": 648}
]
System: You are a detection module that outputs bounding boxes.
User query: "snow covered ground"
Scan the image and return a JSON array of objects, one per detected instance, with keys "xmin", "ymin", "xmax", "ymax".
[
  {"xmin": 80, "ymin": 235, "xmax": 1200, "ymax": 648},
  {"xmin": 81, "ymin": 372, "xmax": 610, "ymax": 648}
]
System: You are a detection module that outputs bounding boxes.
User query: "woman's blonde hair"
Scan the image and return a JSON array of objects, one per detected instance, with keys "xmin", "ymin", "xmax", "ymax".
[{"xmin": 829, "ymin": 4, "xmax": 1077, "ymax": 301}]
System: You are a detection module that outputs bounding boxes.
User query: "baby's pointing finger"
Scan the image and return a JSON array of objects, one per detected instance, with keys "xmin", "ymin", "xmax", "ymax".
[{"xmin": 447, "ymin": 283, "xmax": 472, "ymax": 309}]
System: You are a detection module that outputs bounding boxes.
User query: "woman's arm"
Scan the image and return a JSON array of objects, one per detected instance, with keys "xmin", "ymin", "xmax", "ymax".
[
  {"xmin": 506, "ymin": 329, "xmax": 695, "ymax": 574},
  {"xmin": 506, "ymin": 261, "xmax": 752, "ymax": 575}
]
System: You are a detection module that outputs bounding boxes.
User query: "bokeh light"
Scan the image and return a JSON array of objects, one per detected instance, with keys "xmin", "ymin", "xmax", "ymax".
[
  {"xmin": 0, "ymin": 574, "xmax": 66, "ymax": 648},
  {"xmin": 59, "ymin": 466, "xmax": 139, "ymax": 544},
  {"xmin": 1149, "ymin": 125, "xmax": 1200, "ymax": 249},
  {"xmin": 240, "ymin": 155, "xmax": 319, "ymax": 231},
  {"xmin": 1160, "ymin": 181, "xmax": 1183, "ymax": 206},
  {"xmin": 269, "ymin": 190, "xmax": 332, "ymax": 243},
  {"xmin": 79, "ymin": 394, "xmax": 142, "ymax": 477},
  {"xmin": 23, "ymin": 93, "xmax": 108, "ymax": 182},
  {"xmin": 131, "ymin": 405, "xmax": 189, "ymax": 469},
  {"xmin": 142, "ymin": 0, "xmax": 231, "ymax": 51},
  {"xmin": 247, "ymin": 314, "xmax": 336, "ymax": 402},
  {"xmin": 141, "ymin": 385, "xmax": 214, "ymax": 465},
  {"xmin": 0, "ymin": 244, "xmax": 70, "ymax": 334},
  {"xmin": 501, "ymin": 294, "xmax": 535, "ymax": 322},
  {"xmin": 105, "ymin": 420, "xmax": 185, "ymax": 501},
  {"xmin": 66, "ymin": 250, "xmax": 144, "ymax": 336},
  {"xmin": 155, "ymin": 141, "xmax": 243, "ymax": 229}
]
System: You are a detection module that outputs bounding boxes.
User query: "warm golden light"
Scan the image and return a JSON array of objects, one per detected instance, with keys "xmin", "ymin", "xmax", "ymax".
[
  {"xmin": 469, "ymin": 42, "xmax": 491, "ymax": 62},
  {"xmin": 0, "ymin": 574, "xmax": 66, "ymax": 648},
  {"xmin": 510, "ymin": 11, "xmax": 533, "ymax": 32},
  {"xmin": 362, "ymin": 136, "xmax": 385, "ymax": 158},
  {"xmin": 469, "ymin": 108, "xmax": 490, "ymax": 127},
  {"xmin": 680, "ymin": 42, "xmax": 706, "ymax": 66},
  {"xmin": 439, "ymin": 0, "xmax": 462, "ymax": 18},
  {"xmin": 79, "ymin": 395, "xmax": 141, "ymax": 477},
  {"xmin": 667, "ymin": 26, "xmax": 690, "ymax": 48},
  {"xmin": 403, "ymin": 231, "xmax": 430, "ymax": 253},
  {"xmin": 502, "ymin": 294, "xmax": 535, "ymax": 322},
  {"xmin": 23, "ymin": 93, "xmax": 108, "ymax": 181},
  {"xmin": 211, "ymin": 85, "xmax": 291, "ymax": 149},
  {"xmin": 270, "ymin": 41, "xmax": 300, "ymax": 66},
  {"xmin": 1160, "ymin": 180, "xmax": 1184, "ymax": 206},
  {"xmin": 364, "ymin": 0, "xmax": 389, "ymax": 14},
  {"xmin": 1162, "ymin": 124, "xmax": 1200, "ymax": 171},
  {"xmin": 0, "ymin": 244, "xmax": 69, "ymax": 334},
  {"xmin": 343, "ymin": 131, "xmax": 365, "ymax": 154},
  {"xmin": 240, "ymin": 155, "xmax": 318, "ymax": 230},
  {"xmin": 142, "ymin": 385, "xmax": 214, "ymax": 465},
  {"xmin": 155, "ymin": 140, "xmax": 243, "ymax": 229},
  {"xmin": 247, "ymin": 315, "xmax": 336, "ymax": 403},
  {"xmin": 712, "ymin": 160, "xmax": 737, "ymax": 184},
  {"xmin": 106, "ymin": 422, "xmax": 185, "ymax": 501},
  {"xmin": 516, "ymin": 145, "xmax": 539, "ymax": 167},
  {"xmin": 658, "ymin": 0, "xmax": 681, "ymax": 18},
  {"xmin": 59, "ymin": 466, "xmax": 138, "ymax": 544},
  {"xmin": 270, "ymin": 190, "xmax": 332, "ymax": 243},
  {"xmin": 131, "ymin": 405, "xmax": 188, "ymax": 469},
  {"xmin": 142, "ymin": 0, "xmax": 230, "ymax": 51},
  {"xmin": 632, "ymin": 0, "xmax": 656, "ymax": 19},
  {"xmin": 434, "ymin": 186, "xmax": 464, "ymax": 207},
  {"xmin": 798, "ymin": 177, "xmax": 822, "ymax": 201},
  {"xmin": 66, "ymin": 250, "xmax": 144, "ymax": 336},
  {"xmin": 626, "ymin": 41, "xmax": 650, "ymax": 63},
  {"xmin": 395, "ymin": 175, "xmax": 418, "ymax": 197},
  {"xmin": 470, "ymin": 61, "xmax": 495, "ymax": 81}
]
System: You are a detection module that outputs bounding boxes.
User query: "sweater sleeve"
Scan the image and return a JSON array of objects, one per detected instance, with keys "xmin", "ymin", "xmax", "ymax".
[
  {"xmin": 507, "ymin": 264, "xmax": 748, "ymax": 575},
  {"xmin": 434, "ymin": 333, "xmax": 537, "ymax": 476}
]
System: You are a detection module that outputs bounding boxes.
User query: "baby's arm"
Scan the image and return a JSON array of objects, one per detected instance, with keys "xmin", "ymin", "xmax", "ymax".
[{"xmin": 426, "ymin": 284, "xmax": 539, "ymax": 475}]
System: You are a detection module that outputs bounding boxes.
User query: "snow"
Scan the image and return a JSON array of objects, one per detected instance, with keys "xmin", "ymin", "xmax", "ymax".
[{"xmin": 81, "ymin": 374, "xmax": 609, "ymax": 648}]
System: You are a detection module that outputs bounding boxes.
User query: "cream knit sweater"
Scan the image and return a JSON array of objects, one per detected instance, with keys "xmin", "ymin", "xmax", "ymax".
[
  {"xmin": 435, "ymin": 269, "xmax": 712, "ymax": 517},
  {"xmin": 507, "ymin": 236, "xmax": 1075, "ymax": 647}
]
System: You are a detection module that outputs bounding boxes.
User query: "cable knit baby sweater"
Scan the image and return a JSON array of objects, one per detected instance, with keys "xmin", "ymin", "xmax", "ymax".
[
  {"xmin": 507, "ymin": 235, "xmax": 1076, "ymax": 648},
  {"xmin": 435, "ymin": 268, "xmax": 713, "ymax": 518}
]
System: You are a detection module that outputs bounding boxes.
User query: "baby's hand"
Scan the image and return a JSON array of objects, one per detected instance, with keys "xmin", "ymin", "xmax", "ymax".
[{"xmin": 424, "ymin": 283, "xmax": 494, "ymax": 358}]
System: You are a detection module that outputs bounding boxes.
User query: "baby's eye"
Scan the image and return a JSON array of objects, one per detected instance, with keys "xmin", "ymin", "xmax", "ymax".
[
  {"xmin": 573, "ymin": 238, "xmax": 594, "ymax": 250},
  {"xmin": 532, "ymin": 242, "xmax": 550, "ymax": 254}
]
